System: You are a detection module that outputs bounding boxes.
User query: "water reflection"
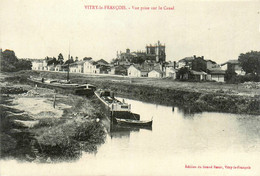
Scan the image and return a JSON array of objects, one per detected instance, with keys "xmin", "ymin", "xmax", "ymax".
[
  {"xmin": 110, "ymin": 125, "xmax": 140, "ymax": 138},
  {"xmin": 98, "ymin": 97, "xmax": 260, "ymax": 157}
]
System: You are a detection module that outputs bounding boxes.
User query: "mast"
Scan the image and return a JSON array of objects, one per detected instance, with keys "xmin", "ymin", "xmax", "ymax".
[{"xmin": 67, "ymin": 42, "xmax": 70, "ymax": 81}]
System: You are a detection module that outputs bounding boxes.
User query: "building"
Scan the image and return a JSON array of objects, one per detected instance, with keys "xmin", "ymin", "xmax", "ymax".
[
  {"xmin": 83, "ymin": 59, "xmax": 100, "ymax": 74},
  {"xmin": 189, "ymin": 70, "xmax": 207, "ymax": 81},
  {"xmin": 117, "ymin": 41, "xmax": 166, "ymax": 65},
  {"xmin": 207, "ymin": 69, "xmax": 225, "ymax": 82},
  {"xmin": 109, "ymin": 65, "xmax": 128, "ymax": 75},
  {"xmin": 192, "ymin": 56, "xmax": 207, "ymax": 72},
  {"xmin": 165, "ymin": 67, "xmax": 177, "ymax": 79},
  {"xmin": 221, "ymin": 60, "xmax": 245, "ymax": 75},
  {"xmin": 69, "ymin": 61, "xmax": 85, "ymax": 73},
  {"xmin": 177, "ymin": 57, "xmax": 194, "ymax": 69},
  {"xmin": 46, "ymin": 64, "xmax": 55, "ymax": 71},
  {"xmin": 117, "ymin": 49, "xmax": 135, "ymax": 62},
  {"xmin": 32, "ymin": 60, "xmax": 47, "ymax": 71},
  {"xmin": 146, "ymin": 41, "xmax": 166, "ymax": 63},
  {"xmin": 96, "ymin": 59, "xmax": 109, "ymax": 66},
  {"xmin": 148, "ymin": 69, "xmax": 164, "ymax": 78},
  {"xmin": 127, "ymin": 64, "xmax": 149, "ymax": 77},
  {"xmin": 206, "ymin": 60, "xmax": 218, "ymax": 69},
  {"xmin": 127, "ymin": 65, "xmax": 141, "ymax": 77},
  {"xmin": 54, "ymin": 64, "xmax": 63, "ymax": 72}
]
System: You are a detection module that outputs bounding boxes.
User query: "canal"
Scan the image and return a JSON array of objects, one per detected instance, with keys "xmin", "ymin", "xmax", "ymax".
[{"xmin": 79, "ymin": 97, "xmax": 260, "ymax": 175}]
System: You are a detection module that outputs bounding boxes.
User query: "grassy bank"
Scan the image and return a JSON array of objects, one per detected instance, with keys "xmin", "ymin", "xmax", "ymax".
[
  {"xmin": 0, "ymin": 76, "xmax": 106, "ymax": 162},
  {"xmin": 3, "ymin": 70, "xmax": 260, "ymax": 115}
]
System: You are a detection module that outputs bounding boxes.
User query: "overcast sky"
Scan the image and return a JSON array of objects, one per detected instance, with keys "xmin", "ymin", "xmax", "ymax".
[{"xmin": 0, "ymin": 0, "xmax": 259, "ymax": 63}]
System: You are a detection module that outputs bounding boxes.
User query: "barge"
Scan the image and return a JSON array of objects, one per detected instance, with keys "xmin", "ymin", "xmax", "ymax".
[
  {"xmin": 94, "ymin": 89, "xmax": 140, "ymax": 122},
  {"xmin": 28, "ymin": 77, "xmax": 96, "ymax": 96}
]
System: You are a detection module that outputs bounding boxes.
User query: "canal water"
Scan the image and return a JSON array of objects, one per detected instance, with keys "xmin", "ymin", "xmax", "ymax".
[
  {"xmin": 79, "ymin": 97, "xmax": 260, "ymax": 175},
  {"xmin": 2, "ymin": 97, "xmax": 260, "ymax": 176}
]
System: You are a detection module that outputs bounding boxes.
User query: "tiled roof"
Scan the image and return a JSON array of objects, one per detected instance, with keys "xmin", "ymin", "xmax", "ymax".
[
  {"xmin": 208, "ymin": 68, "xmax": 226, "ymax": 75},
  {"xmin": 222, "ymin": 59, "xmax": 239, "ymax": 65},
  {"xmin": 96, "ymin": 59, "xmax": 108, "ymax": 64},
  {"xmin": 149, "ymin": 69, "xmax": 164, "ymax": 74},
  {"xmin": 179, "ymin": 57, "xmax": 194, "ymax": 62},
  {"xmin": 190, "ymin": 70, "xmax": 207, "ymax": 75}
]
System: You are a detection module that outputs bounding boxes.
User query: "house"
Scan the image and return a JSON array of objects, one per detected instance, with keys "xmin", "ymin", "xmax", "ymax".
[
  {"xmin": 190, "ymin": 70, "xmax": 207, "ymax": 81},
  {"xmin": 208, "ymin": 69, "xmax": 225, "ymax": 82},
  {"xmin": 127, "ymin": 64, "xmax": 150, "ymax": 77},
  {"xmin": 206, "ymin": 60, "xmax": 217, "ymax": 69},
  {"xmin": 148, "ymin": 69, "xmax": 164, "ymax": 78},
  {"xmin": 109, "ymin": 65, "xmax": 127, "ymax": 75},
  {"xmin": 128, "ymin": 65, "xmax": 141, "ymax": 77},
  {"xmin": 97, "ymin": 65, "xmax": 110, "ymax": 74},
  {"xmin": 69, "ymin": 61, "xmax": 85, "ymax": 73},
  {"xmin": 177, "ymin": 56, "xmax": 194, "ymax": 69},
  {"xmin": 32, "ymin": 60, "xmax": 47, "ymax": 71},
  {"xmin": 164, "ymin": 61, "xmax": 177, "ymax": 79},
  {"xmin": 83, "ymin": 60, "xmax": 100, "ymax": 74},
  {"xmin": 221, "ymin": 60, "xmax": 245, "ymax": 75},
  {"xmin": 96, "ymin": 59, "xmax": 109, "ymax": 66},
  {"xmin": 165, "ymin": 67, "xmax": 177, "ymax": 79},
  {"xmin": 94, "ymin": 59, "xmax": 110, "ymax": 74},
  {"xmin": 191, "ymin": 56, "xmax": 218, "ymax": 71},
  {"xmin": 54, "ymin": 64, "xmax": 63, "ymax": 72},
  {"xmin": 47, "ymin": 64, "xmax": 55, "ymax": 71}
]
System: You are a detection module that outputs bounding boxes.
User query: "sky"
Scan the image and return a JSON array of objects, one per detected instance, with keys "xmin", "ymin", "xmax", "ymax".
[{"xmin": 0, "ymin": 0, "xmax": 259, "ymax": 64}]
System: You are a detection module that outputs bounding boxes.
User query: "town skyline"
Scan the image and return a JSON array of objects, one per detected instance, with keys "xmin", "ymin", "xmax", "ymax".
[{"xmin": 1, "ymin": 0, "xmax": 259, "ymax": 64}]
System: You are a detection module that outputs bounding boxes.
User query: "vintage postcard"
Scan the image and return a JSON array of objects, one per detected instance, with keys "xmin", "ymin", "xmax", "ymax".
[{"xmin": 0, "ymin": 0, "xmax": 260, "ymax": 175}]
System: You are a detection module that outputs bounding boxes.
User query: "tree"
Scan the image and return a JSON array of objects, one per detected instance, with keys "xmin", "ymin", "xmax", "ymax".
[
  {"xmin": 132, "ymin": 56, "xmax": 145, "ymax": 65},
  {"xmin": 14, "ymin": 59, "xmax": 32, "ymax": 71},
  {"xmin": 178, "ymin": 67, "xmax": 190, "ymax": 80},
  {"xmin": 45, "ymin": 56, "xmax": 59, "ymax": 65},
  {"xmin": 110, "ymin": 58, "xmax": 119, "ymax": 65},
  {"xmin": 83, "ymin": 57, "xmax": 92, "ymax": 61},
  {"xmin": 64, "ymin": 57, "xmax": 74, "ymax": 65},
  {"xmin": 58, "ymin": 53, "xmax": 64, "ymax": 64},
  {"xmin": 0, "ymin": 49, "xmax": 31, "ymax": 72},
  {"xmin": 2, "ymin": 50, "xmax": 18, "ymax": 64},
  {"xmin": 225, "ymin": 69, "xmax": 237, "ymax": 83},
  {"xmin": 238, "ymin": 51, "xmax": 260, "ymax": 76}
]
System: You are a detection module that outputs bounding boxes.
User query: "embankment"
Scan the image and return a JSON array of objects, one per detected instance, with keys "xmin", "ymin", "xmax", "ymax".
[
  {"xmin": 5, "ymin": 71, "xmax": 260, "ymax": 115},
  {"xmin": 0, "ymin": 80, "xmax": 106, "ymax": 162},
  {"xmin": 83, "ymin": 81, "xmax": 260, "ymax": 115}
]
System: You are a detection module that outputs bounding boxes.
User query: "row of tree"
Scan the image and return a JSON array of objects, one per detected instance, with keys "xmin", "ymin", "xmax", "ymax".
[{"xmin": 44, "ymin": 53, "xmax": 84, "ymax": 66}]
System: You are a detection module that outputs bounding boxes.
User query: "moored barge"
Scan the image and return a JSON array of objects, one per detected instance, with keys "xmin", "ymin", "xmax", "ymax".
[
  {"xmin": 28, "ymin": 77, "xmax": 96, "ymax": 96},
  {"xmin": 94, "ymin": 89, "xmax": 140, "ymax": 122}
]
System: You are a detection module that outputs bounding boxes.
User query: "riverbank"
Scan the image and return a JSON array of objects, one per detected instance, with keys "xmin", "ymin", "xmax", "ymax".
[
  {"xmin": 2, "ymin": 70, "xmax": 260, "ymax": 115},
  {"xmin": 0, "ymin": 73, "xmax": 106, "ymax": 162}
]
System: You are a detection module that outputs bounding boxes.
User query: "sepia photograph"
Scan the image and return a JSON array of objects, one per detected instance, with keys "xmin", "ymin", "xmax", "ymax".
[{"xmin": 0, "ymin": 0, "xmax": 260, "ymax": 175}]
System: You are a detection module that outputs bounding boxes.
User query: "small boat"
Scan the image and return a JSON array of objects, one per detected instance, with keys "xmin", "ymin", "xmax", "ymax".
[{"xmin": 115, "ymin": 118, "xmax": 153, "ymax": 127}]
